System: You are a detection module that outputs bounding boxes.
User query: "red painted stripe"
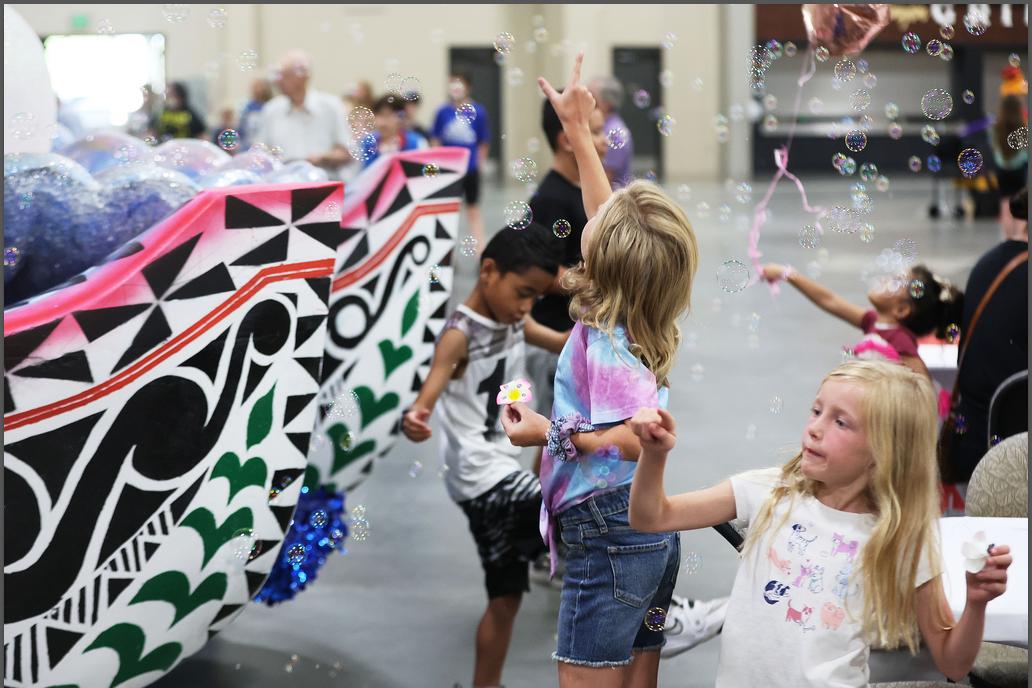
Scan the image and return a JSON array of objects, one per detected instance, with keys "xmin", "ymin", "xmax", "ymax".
[
  {"xmin": 332, "ymin": 201, "xmax": 461, "ymax": 292},
  {"xmin": 4, "ymin": 259, "xmax": 334, "ymax": 431}
]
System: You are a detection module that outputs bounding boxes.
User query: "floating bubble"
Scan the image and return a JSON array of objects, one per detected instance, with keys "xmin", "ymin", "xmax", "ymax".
[
  {"xmin": 161, "ymin": 4, "xmax": 190, "ymax": 22},
  {"xmin": 734, "ymin": 182, "xmax": 752, "ymax": 204},
  {"xmin": 763, "ymin": 114, "xmax": 778, "ymax": 132},
  {"xmin": 940, "ymin": 24, "xmax": 955, "ymax": 40},
  {"xmin": 533, "ymin": 26, "xmax": 548, "ymax": 43},
  {"xmin": 217, "ymin": 129, "xmax": 239, "ymax": 151},
  {"xmin": 504, "ymin": 200, "xmax": 532, "ymax": 230},
  {"xmin": 945, "ymin": 323, "xmax": 961, "ymax": 343},
  {"xmin": 9, "ymin": 112, "xmax": 37, "ymax": 140},
  {"xmin": 939, "ymin": 44, "xmax": 954, "ymax": 61},
  {"xmin": 659, "ymin": 70, "xmax": 674, "ymax": 88},
  {"xmin": 633, "ymin": 89, "xmax": 651, "ymax": 109},
  {"xmin": 657, "ymin": 114, "xmax": 676, "ymax": 136},
  {"xmin": 512, "ymin": 157, "xmax": 538, "ymax": 183},
  {"xmin": 422, "ymin": 162, "xmax": 440, "ymax": 178},
  {"xmin": 926, "ymin": 39, "xmax": 943, "ymax": 56},
  {"xmin": 662, "ymin": 32, "xmax": 678, "ymax": 49},
  {"xmin": 765, "ymin": 38, "xmax": 783, "ymax": 58},
  {"xmin": 901, "ymin": 32, "xmax": 921, "ymax": 54},
  {"xmin": 96, "ymin": 19, "xmax": 115, "ymax": 35},
  {"xmin": 834, "ymin": 59, "xmax": 856, "ymax": 81},
  {"xmin": 849, "ymin": 89, "xmax": 871, "ymax": 112},
  {"xmin": 493, "ymin": 31, "xmax": 515, "ymax": 54},
  {"xmin": 505, "ymin": 67, "xmax": 525, "ymax": 87},
  {"xmin": 990, "ymin": 434, "xmax": 1002, "ymax": 446},
  {"xmin": 286, "ymin": 544, "xmax": 306, "ymax": 566},
  {"xmin": 716, "ymin": 259, "xmax": 750, "ymax": 294},
  {"xmin": 399, "ymin": 76, "xmax": 422, "ymax": 101},
  {"xmin": 348, "ymin": 106, "xmax": 375, "ymax": 137},
  {"xmin": 337, "ymin": 431, "xmax": 353, "ymax": 450},
  {"xmin": 823, "ymin": 205, "xmax": 859, "ymax": 233},
  {"xmin": 927, "ymin": 155, "xmax": 942, "ymax": 172},
  {"xmin": 408, "ymin": 460, "xmax": 424, "ymax": 478},
  {"xmin": 677, "ymin": 184, "xmax": 692, "ymax": 202},
  {"xmin": 207, "ymin": 7, "xmax": 227, "ymax": 28},
  {"xmin": 309, "ymin": 509, "xmax": 329, "ymax": 528},
  {"xmin": 238, "ymin": 49, "xmax": 259, "ymax": 72},
  {"xmin": 888, "ymin": 122, "xmax": 903, "ymax": 140},
  {"xmin": 894, "ymin": 238, "xmax": 919, "ymax": 261},
  {"xmin": 838, "ymin": 157, "xmax": 857, "ymax": 176},
  {"xmin": 327, "ymin": 390, "xmax": 360, "ymax": 420},
  {"xmin": 961, "ymin": 89, "xmax": 976, "ymax": 105},
  {"xmin": 859, "ymin": 223, "xmax": 876, "ymax": 243},
  {"xmin": 1009, "ymin": 53, "xmax": 1022, "ymax": 68},
  {"xmin": 784, "ymin": 41, "xmax": 797, "ymax": 57},
  {"xmin": 1007, "ymin": 126, "xmax": 1028, "ymax": 150},
  {"xmin": 953, "ymin": 413, "xmax": 968, "ymax": 434},
  {"xmin": 695, "ymin": 201, "xmax": 710, "ymax": 218},
  {"xmin": 963, "ymin": 12, "xmax": 988, "ymax": 36},
  {"xmin": 863, "ymin": 72, "xmax": 878, "ymax": 89},
  {"xmin": 769, "ymin": 396, "xmax": 783, "ymax": 415},
  {"xmin": 683, "ymin": 551, "xmax": 703, "ymax": 574},
  {"xmin": 351, "ymin": 518, "xmax": 370, "ymax": 542},
  {"xmin": 815, "ymin": 46, "xmax": 830, "ymax": 62},
  {"xmin": 644, "ymin": 607, "xmax": 667, "ymax": 632},
  {"xmin": 885, "ymin": 102, "xmax": 900, "ymax": 119},
  {"xmin": 230, "ymin": 528, "xmax": 261, "ymax": 562},
  {"xmin": 606, "ymin": 127, "xmax": 629, "ymax": 149},
  {"xmin": 459, "ymin": 236, "xmax": 478, "ymax": 257},
  {"xmin": 429, "ymin": 264, "xmax": 443, "ymax": 285},
  {"xmin": 552, "ymin": 219, "xmax": 572, "ymax": 238},
  {"xmin": 745, "ymin": 424, "xmax": 758, "ymax": 440},
  {"xmin": 798, "ymin": 225, "xmax": 820, "ymax": 249},
  {"xmin": 921, "ymin": 124, "xmax": 941, "ymax": 146},
  {"xmin": 957, "ymin": 148, "xmax": 983, "ymax": 177},
  {"xmin": 844, "ymin": 130, "xmax": 867, "ymax": 153},
  {"xmin": 860, "ymin": 163, "xmax": 879, "ymax": 183},
  {"xmin": 875, "ymin": 175, "xmax": 890, "ymax": 192},
  {"xmin": 908, "ymin": 155, "xmax": 922, "ymax": 172},
  {"xmin": 762, "ymin": 94, "xmax": 778, "ymax": 111},
  {"xmin": 921, "ymin": 89, "xmax": 952, "ymax": 120},
  {"xmin": 808, "ymin": 97, "xmax": 824, "ymax": 115},
  {"xmin": 5, "ymin": 246, "xmax": 22, "ymax": 267},
  {"xmin": 908, "ymin": 279, "xmax": 926, "ymax": 299},
  {"xmin": 454, "ymin": 103, "xmax": 477, "ymax": 125},
  {"xmin": 692, "ymin": 77, "xmax": 704, "ymax": 92}
]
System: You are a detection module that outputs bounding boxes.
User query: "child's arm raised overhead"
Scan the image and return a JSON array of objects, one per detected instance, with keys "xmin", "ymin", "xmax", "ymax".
[
  {"xmin": 538, "ymin": 53, "xmax": 612, "ymax": 219},
  {"xmin": 401, "ymin": 328, "xmax": 468, "ymax": 442},
  {"xmin": 915, "ymin": 545, "xmax": 1013, "ymax": 681},
  {"xmin": 627, "ymin": 408, "xmax": 737, "ymax": 533},
  {"xmin": 763, "ymin": 263, "xmax": 867, "ymax": 328},
  {"xmin": 523, "ymin": 315, "xmax": 571, "ymax": 355}
]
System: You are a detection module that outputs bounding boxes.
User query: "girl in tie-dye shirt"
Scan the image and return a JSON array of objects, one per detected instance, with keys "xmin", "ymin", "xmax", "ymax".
[{"xmin": 501, "ymin": 54, "xmax": 700, "ymax": 682}]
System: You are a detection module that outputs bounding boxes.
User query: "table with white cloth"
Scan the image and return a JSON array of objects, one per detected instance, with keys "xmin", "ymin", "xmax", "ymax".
[{"xmin": 919, "ymin": 342, "xmax": 959, "ymax": 392}]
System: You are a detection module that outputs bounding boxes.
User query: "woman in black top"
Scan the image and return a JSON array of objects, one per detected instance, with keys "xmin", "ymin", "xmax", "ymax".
[{"xmin": 152, "ymin": 82, "xmax": 207, "ymax": 142}]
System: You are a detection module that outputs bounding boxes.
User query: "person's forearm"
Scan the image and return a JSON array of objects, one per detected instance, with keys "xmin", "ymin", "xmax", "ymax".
[
  {"xmin": 935, "ymin": 602, "xmax": 987, "ymax": 681},
  {"xmin": 628, "ymin": 447, "xmax": 671, "ymax": 531},
  {"xmin": 571, "ymin": 424, "xmax": 640, "ymax": 460},
  {"xmin": 567, "ymin": 124, "xmax": 611, "ymax": 218},
  {"xmin": 785, "ymin": 272, "xmax": 838, "ymax": 314}
]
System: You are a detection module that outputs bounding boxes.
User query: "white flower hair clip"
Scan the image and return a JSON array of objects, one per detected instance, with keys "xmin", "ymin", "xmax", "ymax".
[
  {"xmin": 960, "ymin": 530, "xmax": 993, "ymax": 573},
  {"xmin": 497, "ymin": 379, "xmax": 533, "ymax": 406}
]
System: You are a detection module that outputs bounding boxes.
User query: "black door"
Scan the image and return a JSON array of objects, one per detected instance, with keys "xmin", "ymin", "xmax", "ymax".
[
  {"xmin": 613, "ymin": 47, "xmax": 662, "ymax": 181},
  {"xmin": 449, "ymin": 47, "xmax": 503, "ymax": 176}
]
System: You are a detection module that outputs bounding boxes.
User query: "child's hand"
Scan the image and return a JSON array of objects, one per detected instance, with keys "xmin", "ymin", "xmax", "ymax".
[
  {"xmin": 761, "ymin": 263, "xmax": 788, "ymax": 283},
  {"xmin": 966, "ymin": 544, "xmax": 1012, "ymax": 606},
  {"xmin": 628, "ymin": 408, "xmax": 677, "ymax": 453},
  {"xmin": 402, "ymin": 407, "xmax": 432, "ymax": 442},
  {"xmin": 538, "ymin": 53, "xmax": 596, "ymax": 131},
  {"xmin": 500, "ymin": 402, "xmax": 550, "ymax": 447}
]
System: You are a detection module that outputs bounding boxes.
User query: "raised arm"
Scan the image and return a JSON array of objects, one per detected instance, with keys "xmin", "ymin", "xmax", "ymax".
[
  {"xmin": 538, "ymin": 54, "xmax": 612, "ymax": 219},
  {"xmin": 763, "ymin": 264, "xmax": 867, "ymax": 328},
  {"xmin": 402, "ymin": 328, "xmax": 467, "ymax": 442}
]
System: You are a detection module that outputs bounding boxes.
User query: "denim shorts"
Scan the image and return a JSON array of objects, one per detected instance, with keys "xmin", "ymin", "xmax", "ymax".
[{"xmin": 553, "ymin": 486, "xmax": 680, "ymax": 667}]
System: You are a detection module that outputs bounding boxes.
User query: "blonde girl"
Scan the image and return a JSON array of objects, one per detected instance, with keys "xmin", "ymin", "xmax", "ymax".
[
  {"xmin": 628, "ymin": 360, "xmax": 1012, "ymax": 687},
  {"xmin": 502, "ymin": 54, "xmax": 699, "ymax": 687}
]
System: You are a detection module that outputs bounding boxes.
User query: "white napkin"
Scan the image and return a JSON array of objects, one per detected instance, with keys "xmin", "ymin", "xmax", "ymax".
[{"xmin": 960, "ymin": 530, "xmax": 992, "ymax": 574}]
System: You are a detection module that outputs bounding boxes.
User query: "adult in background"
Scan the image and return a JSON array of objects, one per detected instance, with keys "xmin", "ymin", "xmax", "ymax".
[
  {"xmin": 237, "ymin": 77, "xmax": 273, "ymax": 150},
  {"xmin": 588, "ymin": 75, "xmax": 633, "ymax": 188},
  {"xmin": 944, "ymin": 187, "xmax": 1028, "ymax": 487},
  {"xmin": 432, "ymin": 73, "xmax": 490, "ymax": 250},
  {"xmin": 989, "ymin": 93, "xmax": 1028, "ymax": 239},
  {"xmin": 255, "ymin": 50, "xmax": 352, "ymax": 178},
  {"xmin": 152, "ymin": 82, "xmax": 207, "ymax": 142}
]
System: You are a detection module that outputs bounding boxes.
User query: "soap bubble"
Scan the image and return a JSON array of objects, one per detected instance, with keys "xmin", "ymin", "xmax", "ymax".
[
  {"xmin": 690, "ymin": 363, "xmax": 706, "ymax": 382},
  {"xmin": 921, "ymin": 124, "xmax": 941, "ymax": 146},
  {"xmin": 838, "ymin": 157, "xmax": 857, "ymax": 176},
  {"xmin": 888, "ymin": 122, "xmax": 903, "ymax": 140},
  {"xmin": 784, "ymin": 41, "xmax": 797, "ymax": 57},
  {"xmin": 644, "ymin": 607, "xmax": 668, "ymax": 632},
  {"xmin": 849, "ymin": 89, "xmax": 871, "ymax": 112},
  {"xmin": 408, "ymin": 460, "xmax": 423, "ymax": 478},
  {"xmin": 161, "ymin": 4, "xmax": 190, "ymax": 23},
  {"xmin": 939, "ymin": 44, "xmax": 954, "ymax": 61},
  {"xmin": 940, "ymin": 24, "xmax": 955, "ymax": 40},
  {"xmin": 808, "ymin": 97, "xmax": 824, "ymax": 114},
  {"xmin": 217, "ymin": 129, "xmax": 240, "ymax": 151},
  {"xmin": 9, "ymin": 112, "xmax": 37, "ymax": 140},
  {"xmin": 677, "ymin": 184, "xmax": 692, "ymax": 202},
  {"xmin": 493, "ymin": 32, "xmax": 515, "ymax": 54},
  {"xmin": 683, "ymin": 551, "xmax": 703, "ymax": 574},
  {"xmin": 96, "ymin": 19, "xmax": 115, "ymax": 35},
  {"xmin": 798, "ymin": 225, "xmax": 820, "ymax": 249},
  {"xmin": 844, "ymin": 130, "xmax": 867, "ymax": 153},
  {"xmin": 956, "ymin": 148, "xmax": 983, "ymax": 177},
  {"xmin": 633, "ymin": 89, "xmax": 651, "ymax": 109},
  {"xmin": 606, "ymin": 127, "xmax": 629, "ymax": 149},
  {"xmin": 963, "ymin": 12, "xmax": 989, "ymax": 36},
  {"xmin": 815, "ymin": 46, "xmax": 830, "ymax": 62},
  {"xmin": 765, "ymin": 38, "xmax": 783, "ymax": 58},
  {"xmin": 927, "ymin": 155, "xmax": 942, "ymax": 172},
  {"xmin": 945, "ymin": 323, "xmax": 961, "ymax": 343},
  {"xmin": 884, "ymin": 102, "xmax": 900, "ymax": 119},
  {"xmin": 901, "ymin": 32, "xmax": 921, "ymax": 53},
  {"xmin": 926, "ymin": 39, "xmax": 943, "ymax": 56},
  {"xmin": 400, "ymin": 76, "xmax": 422, "ymax": 101},
  {"xmin": 662, "ymin": 32, "xmax": 678, "ymax": 49},
  {"xmin": 422, "ymin": 162, "xmax": 440, "ymax": 178},
  {"xmin": 660, "ymin": 70, "xmax": 675, "ymax": 88},
  {"xmin": 459, "ymin": 236, "xmax": 478, "ymax": 257},
  {"xmin": 309, "ymin": 509, "xmax": 329, "ymax": 528},
  {"xmin": 286, "ymin": 544, "xmax": 306, "ymax": 566},
  {"xmin": 5, "ymin": 246, "xmax": 22, "ymax": 267},
  {"xmin": 834, "ymin": 59, "xmax": 856, "ymax": 81},
  {"xmin": 428, "ymin": 264, "xmax": 443, "ymax": 285},
  {"xmin": 1009, "ymin": 53, "xmax": 1022, "ymax": 68},
  {"xmin": 875, "ymin": 175, "xmax": 890, "ymax": 192},
  {"xmin": 237, "ymin": 49, "xmax": 259, "ymax": 72},
  {"xmin": 657, "ymin": 114, "xmax": 676, "ymax": 136},
  {"xmin": 348, "ymin": 106, "xmax": 375, "ymax": 136},
  {"xmin": 921, "ymin": 89, "xmax": 953, "ymax": 120},
  {"xmin": 533, "ymin": 26, "xmax": 548, "ymax": 43},
  {"xmin": 207, "ymin": 7, "xmax": 227, "ymax": 28},
  {"xmin": 962, "ymin": 89, "xmax": 975, "ymax": 104},
  {"xmin": 716, "ymin": 260, "xmax": 750, "ymax": 293},
  {"xmin": 763, "ymin": 114, "xmax": 778, "ymax": 132},
  {"xmin": 552, "ymin": 219, "xmax": 572, "ymax": 238},
  {"xmin": 327, "ymin": 390, "xmax": 360, "ymax": 420},
  {"xmin": 1007, "ymin": 126, "xmax": 1028, "ymax": 150},
  {"xmin": 908, "ymin": 155, "xmax": 922, "ymax": 172},
  {"xmin": 511, "ymin": 157, "xmax": 538, "ymax": 183},
  {"xmin": 763, "ymin": 94, "xmax": 778, "ymax": 111},
  {"xmin": 908, "ymin": 279, "xmax": 926, "ymax": 299},
  {"xmin": 695, "ymin": 201, "xmax": 710, "ymax": 218},
  {"xmin": 894, "ymin": 238, "xmax": 919, "ymax": 261},
  {"xmin": 734, "ymin": 182, "xmax": 752, "ymax": 204},
  {"xmin": 863, "ymin": 72, "xmax": 877, "ymax": 89},
  {"xmin": 504, "ymin": 200, "xmax": 532, "ymax": 230},
  {"xmin": 859, "ymin": 223, "xmax": 876, "ymax": 243},
  {"xmin": 455, "ymin": 103, "xmax": 477, "ymax": 125},
  {"xmin": 769, "ymin": 396, "xmax": 783, "ymax": 414}
]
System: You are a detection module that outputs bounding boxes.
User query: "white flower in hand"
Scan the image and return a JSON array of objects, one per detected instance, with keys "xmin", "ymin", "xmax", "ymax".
[{"xmin": 961, "ymin": 530, "xmax": 991, "ymax": 574}]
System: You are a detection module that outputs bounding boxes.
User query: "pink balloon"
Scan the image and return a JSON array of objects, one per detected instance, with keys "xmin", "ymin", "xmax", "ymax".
[{"xmin": 802, "ymin": 4, "xmax": 890, "ymax": 57}]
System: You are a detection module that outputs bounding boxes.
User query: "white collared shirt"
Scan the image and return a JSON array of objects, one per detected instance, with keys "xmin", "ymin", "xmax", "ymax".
[{"xmin": 254, "ymin": 89, "xmax": 352, "ymax": 164}]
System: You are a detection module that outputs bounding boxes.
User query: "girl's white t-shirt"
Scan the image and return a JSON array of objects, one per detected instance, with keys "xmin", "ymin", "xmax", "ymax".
[{"xmin": 716, "ymin": 468, "xmax": 935, "ymax": 688}]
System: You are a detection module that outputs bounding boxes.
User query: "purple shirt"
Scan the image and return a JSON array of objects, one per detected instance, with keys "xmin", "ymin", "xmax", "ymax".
[{"xmin": 602, "ymin": 112, "xmax": 633, "ymax": 188}]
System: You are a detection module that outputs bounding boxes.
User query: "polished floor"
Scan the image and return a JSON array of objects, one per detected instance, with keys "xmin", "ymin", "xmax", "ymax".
[{"xmin": 156, "ymin": 175, "xmax": 1002, "ymax": 687}]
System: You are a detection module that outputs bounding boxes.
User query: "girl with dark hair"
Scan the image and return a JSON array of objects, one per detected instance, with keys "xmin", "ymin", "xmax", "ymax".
[
  {"xmin": 152, "ymin": 82, "xmax": 207, "ymax": 141},
  {"xmin": 990, "ymin": 94, "xmax": 1028, "ymax": 238}
]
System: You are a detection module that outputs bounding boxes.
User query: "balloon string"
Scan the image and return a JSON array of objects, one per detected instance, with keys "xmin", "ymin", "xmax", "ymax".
[{"xmin": 747, "ymin": 47, "xmax": 825, "ymax": 295}]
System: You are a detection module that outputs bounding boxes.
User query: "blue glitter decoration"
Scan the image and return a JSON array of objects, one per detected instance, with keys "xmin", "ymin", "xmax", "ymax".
[{"xmin": 253, "ymin": 486, "xmax": 349, "ymax": 605}]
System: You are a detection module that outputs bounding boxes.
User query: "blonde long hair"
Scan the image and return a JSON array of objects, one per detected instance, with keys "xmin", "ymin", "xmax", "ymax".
[
  {"xmin": 742, "ymin": 360, "xmax": 946, "ymax": 653},
  {"xmin": 564, "ymin": 181, "xmax": 699, "ymax": 387}
]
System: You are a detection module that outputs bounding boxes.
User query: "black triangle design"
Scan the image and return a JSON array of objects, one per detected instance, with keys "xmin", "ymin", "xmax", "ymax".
[
  {"xmin": 5, "ymin": 413, "xmax": 102, "ymax": 502},
  {"xmin": 377, "ymin": 184, "xmax": 413, "ymax": 222},
  {"xmin": 73, "ymin": 303, "xmax": 151, "ymax": 342},
  {"xmin": 270, "ymin": 505, "xmax": 297, "ymax": 533},
  {"xmin": 295, "ymin": 222, "xmax": 342, "ymax": 250},
  {"xmin": 291, "ymin": 186, "xmax": 336, "ymax": 223},
  {"xmin": 231, "ymin": 230, "xmax": 289, "ymax": 266},
  {"xmin": 112, "ymin": 307, "xmax": 171, "ymax": 372},
  {"xmin": 427, "ymin": 178, "xmax": 463, "ymax": 200},
  {"xmin": 284, "ymin": 394, "xmax": 316, "ymax": 425},
  {"xmin": 45, "ymin": 626, "xmax": 83, "ymax": 668},
  {"xmin": 438, "ymin": 249, "xmax": 453, "ymax": 267},
  {"xmin": 294, "ymin": 315, "xmax": 326, "ymax": 350},
  {"xmin": 402, "ymin": 268, "xmax": 412, "ymax": 285},
  {"xmin": 143, "ymin": 541, "xmax": 160, "ymax": 561},
  {"xmin": 319, "ymin": 354, "xmax": 343, "ymax": 383},
  {"xmin": 305, "ymin": 277, "xmax": 331, "ymax": 307},
  {"xmin": 14, "ymin": 350, "xmax": 93, "ymax": 383},
  {"xmin": 225, "ymin": 196, "xmax": 285, "ymax": 229},
  {"xmin": 283, "ymin": 293, "xmax": 298, "ymax": 308},
  {"xmin": 340, "ymin": 235, "xmax": 370, "ymax": 271},
  {"xmin": 243, "ymin": 362, "xmax": 271, "ymax": 401},
  {"xmin": 400, "ymin": 160, "xmax": 428, "ymax": 178},
  {"xmin": 430, "ymin": 302, "xmax": 448, "ymax": 320},
  {"xmin": 5, "ymin": 320, "xmax": 61, "ymax": 369},
  {"xmin": 339, "ymin": 227, "xmax": 363, "ymax": 244},
  {"xmin": 361, "ymin": 275, "xmax": 380, "ymax": 296},
  {"xmin": 5, "ymin": 377, "xmax": 15, "ymax": 413},
  {"xmin": 107, "ymin": 578, "xmax": 133, "ymax": 605},
  {"xmin": 295, "ymin": 357, "xmax": 323, "ymax": 382},
  {"xmin": 180, "ymin": 330, "xmax": 230, "ymax": 382},
  {"xmin": 364, "ymin": 175, "xmax": 389, "ymax": 220},
  {"xmin": 411, "ymin": 371, "xmax": 424, "ymax": 392},
  {"xmin": 166, "ymin": 264, "xmax": 236, "ymax": 301},
  {"xmin": 142, "ymin": 234, "xmax": 201, "ymax": 300},
  {"xmin": 170, "ymin": 475, "xmax": 205, "ymax": 524},
  {"xmin": 435, "ymin": 219, "xmax": 452, "ymax": 240},
  {"xmin": 341, "ymin": 361, "xmax": 358, "ymax": 383},
  {"xmin": 430, "ymin": 279, "xmax": 447, "ymax": 293},
  {"xmin": 211, "ymin": 604, "xmax": 243, "ymax": 625},
  {"xmin": 287, "ymin": 432, "xmax": 311, "ymax": 456},
  {"xmin": 245, "ymin": 571, "xmax": 269, "ymax": 596},
  {"xmin": 423, "ymin": 326, "xmax": 437, "ymax": 343}
]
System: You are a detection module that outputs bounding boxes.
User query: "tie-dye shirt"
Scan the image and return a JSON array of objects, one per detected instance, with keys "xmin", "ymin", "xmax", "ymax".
[{"xmin": 539, "ymin": 321, "xmax": 668, "ymax": 525}]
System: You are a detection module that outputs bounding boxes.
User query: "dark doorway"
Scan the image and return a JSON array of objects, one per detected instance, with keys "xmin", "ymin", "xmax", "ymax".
[
  {"xmin": 448, "ymin": 47, "xmax": 503, "ymax": 177},
  {"xmin": 613, "ymin": 47, "xmax": 663, "ymax": 181}
]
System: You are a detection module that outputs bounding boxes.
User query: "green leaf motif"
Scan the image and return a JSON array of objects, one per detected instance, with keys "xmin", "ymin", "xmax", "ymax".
[
  {"xmin": 353, "ymin": 386, "xmax": 399, "ymax": 430},
  {"xmin": 377, "ymin": 339, "xmax": 413, "ymax": 379},
  {"xmin": 247, "ymin": 385, "xmax": 276, "ymax": 449},
  {"xmin": 327, "ymin": 423, "xmax": 376, "ymax": 474},
  {"xmin": 130, "ymin": 571, "xmax": 227, "ymax": 626},
  {"xmin": 180, "ymin": 507, "xmax": 253, "ymax": 567},
  {"xmin": 85, "ymin": 623, "xmax": 181, "ymax": 687},
  {"xmin": 401, "ymin": 290, "xmax": 419, "ymax": 337},
  {"xmin": 210, "ymin": 452, "xmax": 267, "ymax": 503}
]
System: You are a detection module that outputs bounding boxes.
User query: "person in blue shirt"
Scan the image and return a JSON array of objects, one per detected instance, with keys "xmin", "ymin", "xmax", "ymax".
[
  {"xmin": 360, "ymin": 93, "xmax": 428, "ymax": 168},
  {"xmin": 432, "ymin": 73, "xmax": 490, "ymax": 251}
]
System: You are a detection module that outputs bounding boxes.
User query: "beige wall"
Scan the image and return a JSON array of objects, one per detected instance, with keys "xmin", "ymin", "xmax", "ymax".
[{"xmin": 12, "ymin": 3, "xmax": 731, "ymax": 180}]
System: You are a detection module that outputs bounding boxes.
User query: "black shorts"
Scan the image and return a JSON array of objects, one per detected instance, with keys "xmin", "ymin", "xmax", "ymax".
[
  {"xmin": 459, "ymin": 471, "xmax": 545, "ymax": 598},
  {"xmin": 461, "ymin": 169, "xmax": 481, "ymax": 205}
]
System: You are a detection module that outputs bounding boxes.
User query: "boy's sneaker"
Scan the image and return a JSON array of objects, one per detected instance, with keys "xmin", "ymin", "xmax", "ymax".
[
  {"xmin": 660, "ymin": 595, "xmax": 728, "ymax": 658},
  {"xmin": 528, "ymin": 553, "xmax": 563, "ymax": 590}
]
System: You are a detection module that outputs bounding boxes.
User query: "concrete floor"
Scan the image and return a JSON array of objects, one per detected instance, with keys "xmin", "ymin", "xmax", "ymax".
[{"xmin": 156, "ymin": 175, "xmax": 1000, "ymax": 687}]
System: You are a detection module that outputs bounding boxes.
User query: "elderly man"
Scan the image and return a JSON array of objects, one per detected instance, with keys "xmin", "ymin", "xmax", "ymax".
[
  {"xmin": 255, "ymin": 50, "xmax": 353, "ymax": 178},
  {"xmin": 588, "ymin": 75, "xmax": 633, "ymax": 188}
]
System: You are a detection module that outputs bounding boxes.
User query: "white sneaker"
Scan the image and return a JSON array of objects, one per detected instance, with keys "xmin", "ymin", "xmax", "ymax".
[{"xmin": 660, "ymin": 595, "xmax": 728, "ymax": 658}]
